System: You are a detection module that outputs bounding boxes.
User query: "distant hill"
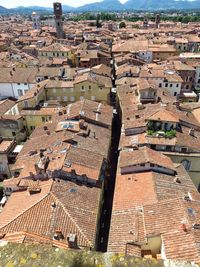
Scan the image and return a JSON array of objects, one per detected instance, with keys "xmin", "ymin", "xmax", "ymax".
[
  {"xmin": 77, "ymin": 0, "xmax": 124, "ymax": 12},
  {"xmin": 0, "ymin": 5, "xmax": 8, "ymax": 14},
  {"xmin": 9, "ymin": 6, "xmax": 52, "ymax": 14},
  {"xmin": 124, "ymin": 0, "xmax": 200, "ymax": 10},
  {"xmin": 62, "ymin": 5, "xmax": 76, "ymax": 12},
  {"xmin": 1, "ymin": 0, "xmax": 200, "ymax": 14}
]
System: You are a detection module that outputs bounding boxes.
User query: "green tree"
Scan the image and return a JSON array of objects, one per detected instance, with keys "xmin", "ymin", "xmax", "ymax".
[{"xmin": 119, "ymin": 21, "xmax": 126, "ymax": 28}]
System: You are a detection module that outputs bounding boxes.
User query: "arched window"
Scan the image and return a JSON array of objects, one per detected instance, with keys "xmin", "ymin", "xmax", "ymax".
[{"xmin": 181, "ymin": 159, "xmax": 191, "ymax": 171}]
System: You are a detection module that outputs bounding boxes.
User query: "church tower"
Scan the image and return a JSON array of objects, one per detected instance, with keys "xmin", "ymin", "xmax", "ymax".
[
  {"xmin": 53, "ymin": 2, "xmax": 65, "ymax": 39},
  {"xmin": 155, "ymin": 14, "xmax": 161, "ymax": 29},
  {"xmin": 32, "ymin": 12, "xmax": 40, "ymax": 30}
]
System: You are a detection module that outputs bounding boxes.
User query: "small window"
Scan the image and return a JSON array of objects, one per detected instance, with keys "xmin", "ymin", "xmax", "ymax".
[
  {"xmin": 12, "ymin": 132, "xmax": 16, "ymax": 136},
  {"xmin": 81, "ymin": 86, "xmax": 85, "ymax": 91},
  {"xmin": 174, "ymin": 92, "xmax": 177, "ymax": 96},
  {"xmin": 18, "ymin": 89, "xmax": 23, "ymax": 96},
  {"xmin": 140, "ymin": 163, "xmax": 145, "ymax": 167},
  {"xmin": 150, "ymin": 163, "xmax": 154, "ymax": 167},
  {"xmin": 170, "ymin": 84, "xmax": 173, "ymax": 88},
  {"xmin": 24, "ymin": 101, "xmax": 29, "ymax": 108},
  {"xmin": 165, "ymin": 83, "xmax": 168, "ymax": 87},
  {"xmin": 42, "ymin": 117, "xmax": 45, "ymax": 122},
  {"xmin": 89, "ymin": 85, "xmax": 91, "ymax": 90},
  {"xmin": 159, "ymin": 83, "xmax": 162, "ymax": 88},
  {"xmin": 176, "ymin": 84, "xmax": 179, "ymax": 87}
]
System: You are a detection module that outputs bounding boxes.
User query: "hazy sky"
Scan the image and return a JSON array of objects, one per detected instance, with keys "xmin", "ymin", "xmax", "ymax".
[{"xmin": 1, "ymin": 0, "xmax": 127, "ymax": 8}]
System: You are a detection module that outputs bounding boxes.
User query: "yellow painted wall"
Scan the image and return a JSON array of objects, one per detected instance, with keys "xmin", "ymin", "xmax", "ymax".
[
  {"xmin": 74, "ymin": 81, "xmax": 110, "ymax": 104},
  {"xmin": 0, "ymin": 119, "xmax": 26, "ymax": 143},
  {"xmin": 17, "ymin": 87, "xmax": 46, "ymax": 112},
  {"xmin": 38, "ymin": 50, "xmax": 74, "ymax": 63},
  {"xmin": 45, "ymin": 81, "xmax": 110, "ymax": 104},
  {"xmin": 24, "ymin": 115, "xmax": 52, "ymax": 135},
  {"xmin": 167, "ymin": 154, "xmax": 200, "ymax": 189},
  {"xmin": 141, "ymin": 235, "xmax": 162, "ymax": 257},
  {"xmin": 152, "ymin": 51, "xmax": 176, "ymax": 61}
]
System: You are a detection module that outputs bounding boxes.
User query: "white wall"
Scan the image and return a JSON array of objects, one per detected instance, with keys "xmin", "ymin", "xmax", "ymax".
[
  {"xmin": 12, "ymin": 83, "xmax": 35, "ymax": 98},
  {"xmin": 161, "ymin": 81, "xmax": 181, "ymax": 96},
  {"xmin": 138, "ymin": 51, "xmax": 153, "ymax": 63},
  {"xmin": 0, "ymin": 83, "xmax": 35, "ymax": 98},
  {"xmin": 0, "ymin": 83, "xmax": 14, "ymax": 97},
  {"xmin": 121, "ymin": 162, "xmax": 175, "ymax": 176}
]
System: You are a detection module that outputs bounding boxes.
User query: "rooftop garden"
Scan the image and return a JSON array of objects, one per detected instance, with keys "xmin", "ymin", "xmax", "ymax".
[{"xmin": 147, "ymin": 121, "xmax": 176, "ymax": 138}]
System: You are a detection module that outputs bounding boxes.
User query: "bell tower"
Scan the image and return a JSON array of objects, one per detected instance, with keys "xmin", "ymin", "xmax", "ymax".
[
  {"xmin": 32, "ymin": 12, "xmax": 40, "ymax": 30},
  {"xmin": 155, "ymin": 14, "xmax": 161, "ymax": 29},
  {"xmin": 53, "ymin": 2, "xmax": 65, "ymax": 39}
]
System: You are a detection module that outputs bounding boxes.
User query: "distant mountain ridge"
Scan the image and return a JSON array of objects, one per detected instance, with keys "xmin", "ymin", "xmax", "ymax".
[
  {"xmin": 0, "ymin": 5, "xmax": 8, "ymax": 13},
  {"xmin": 1, "ymin": 0, "xmax": 200, "ymax": 14},
  {"xmin": 77, "ymin": 0, "xmax": 124, "ymax": 12}
]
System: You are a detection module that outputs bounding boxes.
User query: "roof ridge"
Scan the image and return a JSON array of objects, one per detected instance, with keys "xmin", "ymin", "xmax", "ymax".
[
  {"xmin": 0, "ymin": 192, "xmax": 51, "ymax": 231},
  {"xmin": 50, "ymin": 192, "xmax": 92, "ymax": 246},
  {"xmin": 4, "ymin": 230, "xmax": 69, "ymax": 248}
]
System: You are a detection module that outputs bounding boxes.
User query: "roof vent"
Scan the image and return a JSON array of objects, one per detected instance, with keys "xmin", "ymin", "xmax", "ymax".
[
  {"xmin": 79, "ymin": 111, "xmax": 85, "ymax": 117},
  {"xmin": 189, "ymin": 128, "xmax": 195, "ymax": 137},
  {"xmin": 53, "ymin": 230, "xmax": 64, "ymax": 240},
  {"xmin": 174, "ymin": 177, "xmax": 181, "ymax": 184},
  {"xmin": 67, "ymin": 233, "xmax": 78, "ymax": 248},
  {"xmin": 64, "ymin": 161, "xmax": 71, "ymax": 168},
  {"xmin": 51, "ymin": 202, "xmax": 56, "ymax": 208},
  {"xmin": 184, "ymin": 192, "xmax": 193, "ymax": 201},
  {"xmin": 184, "ymin": 196, "xmax": 191, "ymax": 201},
  {"xmin": 29, "ymin": 150, "xmax": 37, "ymax": 156},
  {"xmin": 192, "ymin": 224, "xmax": 200, "ymax": 230},
  {"xmin": 69, "ymin": 188, "xmax": 77, "ymax": 193}
]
